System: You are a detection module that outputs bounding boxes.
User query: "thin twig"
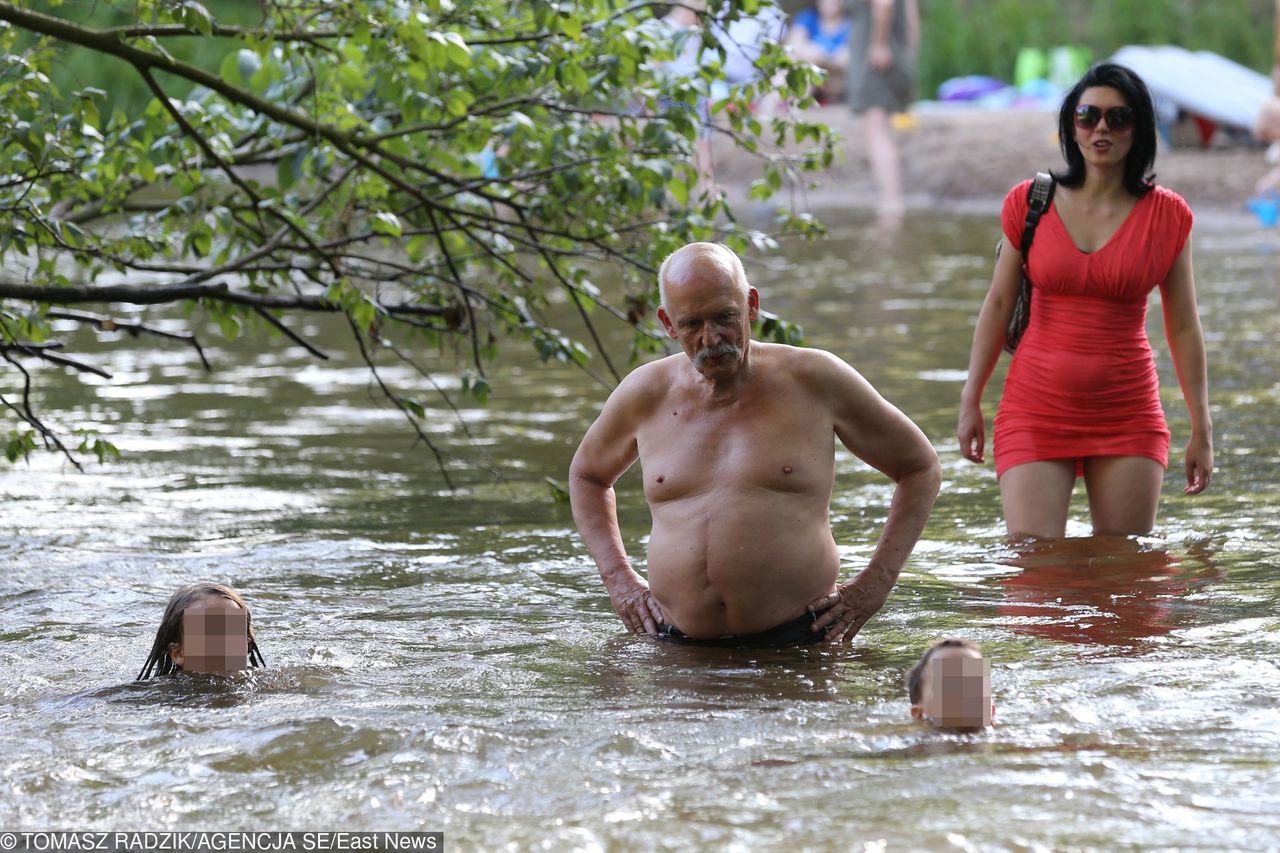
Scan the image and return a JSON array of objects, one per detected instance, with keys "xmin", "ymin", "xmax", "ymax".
[
  {"xmin": 344, "ymin": 314, "xmax": 455, "ymax": 490},
  {"xmin": 250, "ymin": 305, "xmax": 329, "ymax": 360}
]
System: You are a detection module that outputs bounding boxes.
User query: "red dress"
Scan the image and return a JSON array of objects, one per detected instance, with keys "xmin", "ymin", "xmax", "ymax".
[{"xmin": 993, "ymin": 181, "xmax": 1193, "ymax": 478}]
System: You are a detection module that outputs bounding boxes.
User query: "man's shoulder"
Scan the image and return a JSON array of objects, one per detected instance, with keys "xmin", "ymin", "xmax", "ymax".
[
  {"xmin": 611, "ymin": 354, "xmax": 684, "ymax": 400},
  {"xmin": 757, "ymin": 343, "xmax": 873, "ymax": 403},
  {"xmin": 624, "ymin": 352, "xmax": 685, "ymax": 380},
  {"xmin": 757, "ymin": 342, "xmax": 852, "ymax": 374}
]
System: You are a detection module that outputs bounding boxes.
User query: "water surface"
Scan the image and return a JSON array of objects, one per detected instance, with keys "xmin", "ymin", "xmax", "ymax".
[{"xmin": 2, "ymin": 212, "xmax": 1278, "ymax": 849}]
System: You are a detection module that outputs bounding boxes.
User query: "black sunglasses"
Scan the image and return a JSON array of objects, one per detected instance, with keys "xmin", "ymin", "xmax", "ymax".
[{"xmin": 1074, "ymin": 104, "xmax": 1136, "ymax": 131}]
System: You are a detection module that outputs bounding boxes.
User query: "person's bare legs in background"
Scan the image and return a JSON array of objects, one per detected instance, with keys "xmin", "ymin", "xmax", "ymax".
[{"xmin": 864, "ymin": 106, "xmax": 904, "ymax": 222}]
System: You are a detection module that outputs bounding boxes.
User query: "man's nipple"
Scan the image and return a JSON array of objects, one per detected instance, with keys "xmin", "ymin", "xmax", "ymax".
[
  {"xmin": 656, "ymin": 475, "xmax": 665, "ymax": 484},
  {"xmin": 783, "ymin": 466, "xmax": 793, "ymax": 474}
]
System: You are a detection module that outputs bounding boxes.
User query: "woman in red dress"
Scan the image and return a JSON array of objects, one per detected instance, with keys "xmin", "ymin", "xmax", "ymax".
[{"xmin": 957, "ymin": 63, "xmax": 1213, "ymax": 539}]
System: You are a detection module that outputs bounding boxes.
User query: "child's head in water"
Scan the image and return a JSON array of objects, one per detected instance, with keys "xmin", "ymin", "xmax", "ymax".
[
  {"xmin": 137, "ymin": 583, "xmax": 265, "ymax": 680},
  {"xmin": 906, "ymin": 638, "xmax": 993, "ymax": 731}
]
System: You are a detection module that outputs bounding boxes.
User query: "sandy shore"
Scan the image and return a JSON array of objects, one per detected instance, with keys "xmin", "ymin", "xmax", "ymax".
[{"xmin": 713, "ymin": 105, "xmax": 1266, "ymax": 222}]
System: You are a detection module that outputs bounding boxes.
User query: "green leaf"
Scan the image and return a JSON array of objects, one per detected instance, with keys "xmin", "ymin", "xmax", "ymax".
[
  {"xmin": 190, "ymin": 229, "xmax": 213, "ymax": 258},
  {"xmin": 219, "ymin": 50, "xmax": 242, "ymax": 85},
  {"xmin": 442, "ymin": 33, "xmax": 472, "ymax": 68},
  {"xmin": 399, "ymin": 397, "xmax": 427, "ymax": 418},
  {"xmin": 445, "ymin": 92, "xmax": 470, "ymax": 118},
  {"xmin": 216, "ymin": 312, "xmax": 241, "ymax": 340},
  {"xmin": 75, "ymin": 432, "xmax": 121, "ymax": 464},
  {"xmin": 545, "ymin": 476, "xmax": 570, "ymax": 504},
  {"xmin": 4, "ymin": 430, "xmax": 37, "ymax": 464},
  {"xmin": 560, "ymin": 13, "xmax": 582, "ymax": 40},
  {"xmin": 462, "ymin": 372, "xmax": 490, "ymax": 404},
  {"xmin": 336, "ymin": 62, "xmax": 367, "ymax": 91},
  {"xmin": 371, "ymin": 211, "xmax": 403, "ymax": 237},
  {"xmin": 352, "ymin": 300, "xmax": 377, "ymax": 330},
  {"xmin": 179, "ymin": 2, "xmax": 215, "ymax": 36}
]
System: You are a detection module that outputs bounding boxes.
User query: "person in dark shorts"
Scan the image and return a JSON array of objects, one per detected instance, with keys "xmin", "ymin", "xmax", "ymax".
[
  {"xmin": 846, "ymin": 0, "xmax": 919, "ymax": 222},
  {"xmin": 569, "ymin": 242, "xmax": 941, "ymax": 648}
]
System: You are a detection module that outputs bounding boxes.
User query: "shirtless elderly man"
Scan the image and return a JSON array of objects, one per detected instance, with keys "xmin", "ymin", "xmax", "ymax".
[{"xmin": 569, "ymin": 242, "xmax": 941, "ymax": 646}]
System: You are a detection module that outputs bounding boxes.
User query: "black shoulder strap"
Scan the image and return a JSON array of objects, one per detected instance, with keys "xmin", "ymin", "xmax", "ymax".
[{"xmin": 1019, "ymin": 171, "xmax": 1056, "ymax": 256}]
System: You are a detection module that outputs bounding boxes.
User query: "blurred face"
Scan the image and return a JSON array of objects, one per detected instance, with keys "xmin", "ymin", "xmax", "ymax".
[
  {"xmin": 169, "ymin": 596, "xmax": 249, "ymax": 675},
  {"xmin": 912, "ymin": 645, "xmax": 993, "ymax": 731},
  {"xmin": 1072, "ymin": 86, "xmax": 1134, "ymax": 170},
  {"xmin": 1255, "ymin": 96, "xmax": 1280, "ymax": 143},
  {"xmin": 658, "ymin": 259, "xmax": 759, "ymax": 382}
]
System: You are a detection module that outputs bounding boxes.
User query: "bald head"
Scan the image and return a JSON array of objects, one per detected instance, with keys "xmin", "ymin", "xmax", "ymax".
[{"xmin": 658, "ymin": 242, "xmax": 750, "ymax": 308}]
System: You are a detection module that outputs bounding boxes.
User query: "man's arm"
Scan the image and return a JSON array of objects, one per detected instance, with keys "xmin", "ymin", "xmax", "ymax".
[
  {"xmin": 802, "ymin": 351, "xmax": 941, "ymax": 642},
  {"xmin": 568, "ymin": 370, "xmax": 666, "ymax": 634}
]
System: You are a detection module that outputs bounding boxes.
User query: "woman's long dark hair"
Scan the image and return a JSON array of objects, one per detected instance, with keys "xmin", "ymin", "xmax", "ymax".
[
  {"xmin": 137, "ymin": 583, "xmax": 266, "ymax": 680},
  {"xmin": 1053, "ymin": 62, "xmax": 1157, "ymax": 197}
]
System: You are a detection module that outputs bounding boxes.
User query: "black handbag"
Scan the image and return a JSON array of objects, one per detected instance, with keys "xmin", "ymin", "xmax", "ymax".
[{"xmin": 1001, "ymin": 171, "xmax": 1056, "ymax": 354}]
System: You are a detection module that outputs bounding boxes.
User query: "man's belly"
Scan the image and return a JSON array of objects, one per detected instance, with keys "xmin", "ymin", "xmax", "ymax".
[{"xmin": 645, "ymin": 493, "xmax": 840, "ymax": 637}]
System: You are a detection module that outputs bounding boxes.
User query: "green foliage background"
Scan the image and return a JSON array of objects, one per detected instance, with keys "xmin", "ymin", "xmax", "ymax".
[
  {"xmin": 1, "ymin": 0, "xmax": 830, "ymax": 471},
  {"xmin": 917, "ymin": 0, "xmax": 1275, "ymax": 98},
  {"xmin": 26, "ymin": 1, "xmax": 1280, "ymax": 112},
  {"xmin": 22, "ymin": 0, "xmax": 265, "ymax": 114}
]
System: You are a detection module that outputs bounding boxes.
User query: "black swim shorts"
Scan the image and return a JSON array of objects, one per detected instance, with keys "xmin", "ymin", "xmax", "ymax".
[{"xmin": 655, "ymin": 611, "xmax": 826, "ymax": 648}]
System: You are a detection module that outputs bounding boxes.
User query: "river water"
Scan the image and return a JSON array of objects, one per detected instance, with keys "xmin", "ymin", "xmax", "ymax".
[{"xmin": 2, "ymin": 212, "xmax": 1278, "ymax": 849}]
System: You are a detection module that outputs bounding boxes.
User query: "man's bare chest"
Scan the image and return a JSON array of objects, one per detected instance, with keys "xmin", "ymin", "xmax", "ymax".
[{"xmin": 636, "ymin": 399, "xmax": 835, "ymax": 502}]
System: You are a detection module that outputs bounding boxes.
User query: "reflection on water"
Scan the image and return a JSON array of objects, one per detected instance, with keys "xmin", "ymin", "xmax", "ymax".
[
  {"xmin": 2, "ymin": 213, "xmax": 1279, "ymax": 846},
  {"xmin": 995, "ymin": 535, "xmax": 1221, "ymax": 647}
]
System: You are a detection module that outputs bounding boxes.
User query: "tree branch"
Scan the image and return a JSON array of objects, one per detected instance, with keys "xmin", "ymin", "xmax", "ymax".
[
  {"xmin": 0, "ymin": 351, "xmax": 84, "ymax": 471},
  {"xmin": 0, "ymin": 279, "xmax": 456, "ymax": 320},
  {"xmin": 0, "ymin": 3, "xmax": 518, "ymax": 211},
  {"xmin": 44, "ymin": 309, "xmax": 213, "ymax": 370},
  {"xmin": 251, "ymin": 305, "xmax": 328, "ymax": 360},
  {"xmin": 344, "ymin": 314, "xmax": 455, "ymax": 489}
]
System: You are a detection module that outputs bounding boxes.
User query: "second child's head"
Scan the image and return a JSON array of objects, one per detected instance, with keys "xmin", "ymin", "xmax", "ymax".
[
  {"xmin": 906, "ymin": 639, "xmax": 993, "ymax": 731},
  {"xmin": 137, "ymin": 583, "xmax": 265, "ymax": 680}
]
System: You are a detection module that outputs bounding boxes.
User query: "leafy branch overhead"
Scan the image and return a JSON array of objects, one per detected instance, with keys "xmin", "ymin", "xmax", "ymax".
[{"xmin": 0, "ymin": 0, "xmax": 833, "ymax": 476}]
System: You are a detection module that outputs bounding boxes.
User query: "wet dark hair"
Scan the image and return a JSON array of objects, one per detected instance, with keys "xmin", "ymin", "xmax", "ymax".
[
  {"xmin": 137, "ymin": 582, "xmax": 265, "ymax": 680},
  {"xmin": 1053, "ymin": 62, "xmax": 1157, "ymax": 197},
  {"xmin": 906, "ymin": 638, "xmax": 981, "ymax": 705}
]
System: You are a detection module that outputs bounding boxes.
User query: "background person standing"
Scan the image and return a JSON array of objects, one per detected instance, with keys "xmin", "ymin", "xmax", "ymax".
[
  {"xmin": 846, "ymin": 0, "xmax": 919, "ymax": 223},
  {"xmin": 785, "ymin": 0, "xmax": 853, "ymax": 105}
]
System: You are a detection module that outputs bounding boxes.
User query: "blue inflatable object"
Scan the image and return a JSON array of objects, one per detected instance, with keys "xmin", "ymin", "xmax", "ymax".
[
  {"xmin": 1247, "ymin": 192, "xmax": 1280, "ymax": 227},
  {"xmin": 937, "ymin": 75, "xmax": 1007, "ymax": 102}
]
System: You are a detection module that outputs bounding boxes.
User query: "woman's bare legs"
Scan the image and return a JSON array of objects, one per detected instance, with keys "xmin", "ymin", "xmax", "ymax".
[
  {"xmin": 863, "ymin": 106, "xmax": 904, "ymax": 222},
  {"xmin": 999, "ymin": 460, "xmax": 1077, "ymax": 540},
  {"xmin": 1083, "ymin": 456, "xmax": 1165, "ymax": 535}
]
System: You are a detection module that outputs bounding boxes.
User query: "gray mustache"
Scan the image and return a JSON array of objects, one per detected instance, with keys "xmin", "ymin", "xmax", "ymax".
[{"xmin": 693, "ymin": 342, "xmax": 742, "ymax": 369}]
